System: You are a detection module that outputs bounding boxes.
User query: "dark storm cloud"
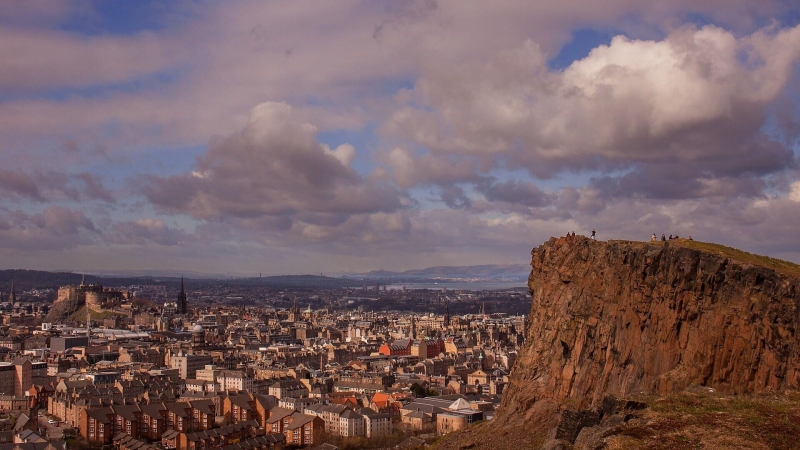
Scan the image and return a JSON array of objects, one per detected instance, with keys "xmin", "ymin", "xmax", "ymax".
[
  {"xmin": 0, "ymin": 169, "xmax": 114, "ymax": 204},
  {"xmin": 30, "ymin": 206, "xmax": 96, "ymax": 235},
  {"xmin": 0, "ymin": 168, "xmax": 44, "ymax": 201},
  {"xmin": 0, "ymin": 207, "xmax": 97, "ymax": 251},
  {"xmin": 75, "ymin": 173, "xmax": 115, "ymax": 202},
  {"xmin": 477, "ymin": 180, "xmax": 554, "ymax": 207},
  {"xmin": 110, "ymin": 219, "xmax": 187, "ymax": 246},
  {"xmin": 440, "ymin": 185, "xmax": 472, "ymax": 209}
]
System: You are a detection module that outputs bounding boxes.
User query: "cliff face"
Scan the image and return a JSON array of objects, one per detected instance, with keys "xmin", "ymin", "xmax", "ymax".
[
  {"xmin": 500, "ymin": 236, "xmax": 800, "ymax": 423},
  {"xmin": 43, "ymin": 295, "xmax": 84, "ymax": 323}
]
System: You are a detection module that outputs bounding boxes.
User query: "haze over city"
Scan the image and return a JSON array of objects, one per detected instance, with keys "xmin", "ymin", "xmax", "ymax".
[{"xmin": 3, "ymin": 1, "xmax": 800, "ymax": 275}]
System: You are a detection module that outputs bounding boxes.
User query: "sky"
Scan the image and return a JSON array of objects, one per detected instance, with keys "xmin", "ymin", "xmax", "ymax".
[{"xmin": 3, "ymin": 0, "xmax": 800, "ymax": 276}]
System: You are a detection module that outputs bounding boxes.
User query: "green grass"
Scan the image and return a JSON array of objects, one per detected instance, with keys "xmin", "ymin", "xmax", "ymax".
[
  {"xmin": 631, "ymin": 390, "xmax": 800, "ymax": 450},
  {"xmin": 610, "ymin": 238, "xmax": 800, "ymax": 279},
  {"xmin": 66, "ymin": 306, "xmax": 126, "ymax": 322},
  {"xmin": 677, "ymin": 240, "xmax": 800, "ymax": 278},
  {"xmin": 427, "ymin": 390, "xmax": 800, "ymax": 449}
]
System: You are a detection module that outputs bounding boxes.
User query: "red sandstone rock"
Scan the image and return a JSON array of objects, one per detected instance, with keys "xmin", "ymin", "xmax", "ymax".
[{"xmin": 500, "ymin": 236, "xmax": 800, "ymax": 422}]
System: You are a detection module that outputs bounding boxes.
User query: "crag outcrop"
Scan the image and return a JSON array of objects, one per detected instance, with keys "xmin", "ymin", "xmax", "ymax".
[
  {"xmin": 503, "ymin": 237, "xmax": 799, "ymax": 416},
  {"xmin": 453, "ymin": 237, "xmax": 800, "ymax": 449},
  {"xmin": 43, "ymin": 294, "xmax": 84, "ymax": 323}
]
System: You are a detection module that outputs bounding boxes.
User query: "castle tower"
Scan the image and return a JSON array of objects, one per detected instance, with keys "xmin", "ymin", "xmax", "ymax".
[{"xmin": 178, "ymin": 277, "xmax": 188, "ymax": 315}]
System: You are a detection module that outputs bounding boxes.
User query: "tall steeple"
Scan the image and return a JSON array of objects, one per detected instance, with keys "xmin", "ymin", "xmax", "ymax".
[
  {"xmin": 178, "ymin": 277, "xmax": 188, "ymax": 314},
  {"xmin": 444, "ymin": 301, "xmax": 451, "ymax": 328},
  {"xmin": 8, "ymin": 282, "xmax": 15, "ymax": 304}
]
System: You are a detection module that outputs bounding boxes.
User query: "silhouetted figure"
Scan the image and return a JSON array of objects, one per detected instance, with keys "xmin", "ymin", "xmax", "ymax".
[
  {"xmin": 591, "ymin": 229, "xmax": 596, "ymax": 240},
  {"xmin": 661, "ymin": 234, "xmax": 666, "ymax": 241},
  {"xmin": 669, "ymin": 234, "xmax": 673, "ymax": 240}
]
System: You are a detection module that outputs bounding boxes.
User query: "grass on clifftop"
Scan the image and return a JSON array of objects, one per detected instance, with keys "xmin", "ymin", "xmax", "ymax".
[
  {"xmin": 677, "ymin": 240, "xmax": 800, "ymax": 278},
  {"xmin": 429, "ymin": 390, "xmax": 800, "ymax": 450},
  {"xmin": 611, "ymin": 238, "xmax": 800, "ymax": 279},
  {"xmin": 610, "ymin": 390, "xmax": 800, "ymax": 450}
]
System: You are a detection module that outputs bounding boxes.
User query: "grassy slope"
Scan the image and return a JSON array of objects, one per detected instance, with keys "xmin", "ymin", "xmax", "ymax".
[
  {"xmin": 66, "ymin": 306, "xmax": 126, "ymax": 323},
  {"xmin": 604, "ymin": 390, "xmax": 800, "ymax": 450},
  {"xmin": 430, "ymin": 391, "xmax": 800, "ymax": 450},
  {"xmin": 608, "ymin": 238, "xmax": 800, "ymax": 279},
  {"xmin": 678, "ymin": 240, "xmax": 800, "ymax": 278}
]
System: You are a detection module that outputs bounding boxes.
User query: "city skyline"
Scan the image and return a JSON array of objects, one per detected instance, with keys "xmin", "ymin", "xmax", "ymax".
[{"xmin": 3, "ymin": 1, "xmax": 800, "ymax": 274}]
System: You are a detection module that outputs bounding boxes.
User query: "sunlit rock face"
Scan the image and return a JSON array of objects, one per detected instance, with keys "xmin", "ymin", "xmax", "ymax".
[{"xmin": 500, "ymin": 236, "xmax": 800, "ymax": 423}]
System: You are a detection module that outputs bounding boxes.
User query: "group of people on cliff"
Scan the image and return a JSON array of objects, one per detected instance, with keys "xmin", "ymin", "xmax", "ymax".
[
  {"xmin": 651, "ymin": 233, "xmax": 692, "ymax": 242},
  {"xmin": 565, "ymin": 229, "xmax": 597, "ymax": 240}
]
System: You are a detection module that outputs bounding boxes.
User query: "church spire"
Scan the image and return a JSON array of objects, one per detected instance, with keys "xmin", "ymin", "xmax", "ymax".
[
  {"xmin": 178, "ymin": 276, "xmax": 187, "ymax": 314},
  {"xmin": 9, "ymin": 281, "xmax": 15, "ymax": 304}
]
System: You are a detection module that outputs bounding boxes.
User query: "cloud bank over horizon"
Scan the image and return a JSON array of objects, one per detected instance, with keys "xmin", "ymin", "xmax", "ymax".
[{"xmin": 2, "ymin": 1, "xmax": 800, "ymax": 274}]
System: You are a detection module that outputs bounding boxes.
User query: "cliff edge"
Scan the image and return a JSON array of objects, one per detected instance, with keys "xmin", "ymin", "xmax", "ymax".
[{"xmin": 436, "ymin": 237, "xmax": 800, "ymax": 449}]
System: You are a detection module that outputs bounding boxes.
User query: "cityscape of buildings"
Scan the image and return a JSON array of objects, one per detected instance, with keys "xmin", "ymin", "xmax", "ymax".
[{"xmin": 0, "ymin": 277, "xmax": 528, "ymax": 449}]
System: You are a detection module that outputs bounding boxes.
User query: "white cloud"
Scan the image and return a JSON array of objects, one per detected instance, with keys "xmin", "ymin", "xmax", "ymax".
[
  {"xmin": 790, "ymin": 181, "xmax": 800, "ymax": 202},
  {"xmin": 323, "ymin": 143, "xmax": 357, "ymax": 167},
  {"xmin": 390, "ymin": 24, "xmax": 800, "ymax": 171},
  {"xmin": 145, "ymin": 102, "xmax": 402, "ymax": 228},
  {"xmin": 3, "ymin": 2, "xmax": 800, "ymax": 272}
]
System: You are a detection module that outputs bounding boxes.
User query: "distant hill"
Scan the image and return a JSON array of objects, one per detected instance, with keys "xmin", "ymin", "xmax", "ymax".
[
  {"xmin": 0, "ymin": 270, "xmax": 101, "ymax": 292},
  {"xmin": 361, "ymin": 263, "xmax": 530, "ymax": 281},
  {"xmin": 221, "ymin": 275, "xmax": 357, "ymax": 289},
  {"xmin": 0, "ymin": 270, "xmax": 360, "ymax": 292},
  {"xmin": 0, "ymin": 263, "xmax": 530, "ymax": 293}
]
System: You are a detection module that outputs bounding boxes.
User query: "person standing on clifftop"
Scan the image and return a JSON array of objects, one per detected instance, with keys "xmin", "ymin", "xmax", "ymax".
[
  {"xmin": 651, "ymin": 233, "xmax": 657, "ymax": 241},
  {"xmin": 591, "ymin": 229, "xmax": 596, "ymax": 240}
]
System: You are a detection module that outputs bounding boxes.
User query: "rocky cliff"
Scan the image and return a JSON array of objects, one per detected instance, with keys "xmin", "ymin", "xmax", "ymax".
[
  {"xmin": 504, "ymin": 236, "xmax": 799, "ymax": 415},
  {"xmin": 437, "ymin": 237, "xmax": 800, "ymax": 449},
  {"xmin": 43, "ymin": 294, "xmax": 84, "ymax": 324}
]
